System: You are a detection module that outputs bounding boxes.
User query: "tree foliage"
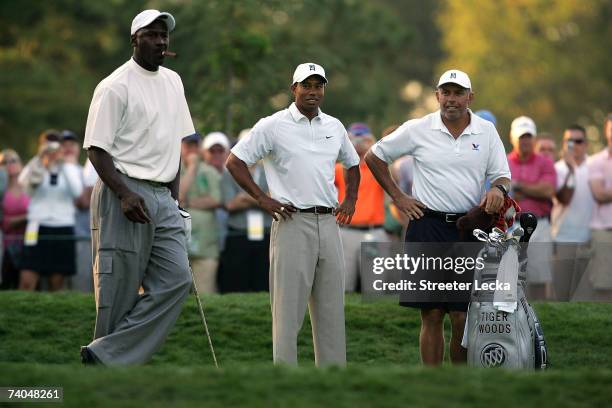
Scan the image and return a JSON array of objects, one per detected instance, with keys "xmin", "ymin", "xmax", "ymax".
[
  {"xmin": 437, "ymin": 0, "xmax": 611, "ymax": 149},
  {"xmin": 1, "ymin": 0, "xmax": 442, "ymax": 157}
]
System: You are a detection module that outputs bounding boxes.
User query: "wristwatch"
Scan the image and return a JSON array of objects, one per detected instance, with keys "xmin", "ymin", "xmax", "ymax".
[{"xmin": 494, "ymin": 184, "xmax": 509, "ymax": 197}]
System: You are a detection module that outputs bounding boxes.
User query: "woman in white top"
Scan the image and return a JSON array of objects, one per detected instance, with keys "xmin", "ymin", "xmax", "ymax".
[{"xmin": 18, "ymin": 130, "xmax": 83, "ymax": 291}]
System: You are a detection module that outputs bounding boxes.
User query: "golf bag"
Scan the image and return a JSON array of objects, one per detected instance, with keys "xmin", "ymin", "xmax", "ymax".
[{"xmin": 463, "ymin": 221, "xmax": 548, "ymax": 370}]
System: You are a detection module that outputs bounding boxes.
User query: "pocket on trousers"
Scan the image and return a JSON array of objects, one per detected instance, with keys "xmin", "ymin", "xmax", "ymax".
[{"xmin": 95, "ymin": 253, "xmax": 114, "ymax": 308}]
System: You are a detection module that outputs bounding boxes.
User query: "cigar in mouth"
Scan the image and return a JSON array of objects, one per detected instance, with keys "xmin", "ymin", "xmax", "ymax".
[{"xmin": 162, "ymin": 50, "xmax": 177, "ymax": 58}]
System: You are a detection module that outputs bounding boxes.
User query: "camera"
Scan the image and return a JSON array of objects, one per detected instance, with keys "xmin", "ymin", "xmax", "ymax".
[{"xmin": 43, "ymin": 141, "xmax": 61, "ymax": 153}]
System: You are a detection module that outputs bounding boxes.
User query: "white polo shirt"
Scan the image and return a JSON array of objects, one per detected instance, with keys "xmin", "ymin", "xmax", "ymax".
[
  {"xmin": 371, "ymin": 110, "xmax": 510, "ymax": 213},
  {"xmin": 551, "ymin": 159, "xmax": 594, "ymax": 242},
  {"xmin": 83, "ymin": 58, "xmax": 195, "ymax": 183},
  {"xmin": 231, "ymin": 103, "xmax": 359, "ymax": 209}
]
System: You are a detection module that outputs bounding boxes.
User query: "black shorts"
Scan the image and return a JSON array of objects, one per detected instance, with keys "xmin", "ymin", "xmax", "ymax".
[
  {"xmin": 21, "ymin": 226, "xmax": 76, "ymax": 276},
  {"xmin": 399, "ymin": 215, "xmax": 473, "ymax": 312}
]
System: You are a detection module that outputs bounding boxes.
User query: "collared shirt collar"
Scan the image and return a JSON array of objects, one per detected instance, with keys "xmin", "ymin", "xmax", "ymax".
[
  {"xmin": 431, "ymin": 109, "xmax": 481, "ymax": 136},
  {"xmin": 288, "ymin": 102, "xmax": 323, "ymax": 123}
]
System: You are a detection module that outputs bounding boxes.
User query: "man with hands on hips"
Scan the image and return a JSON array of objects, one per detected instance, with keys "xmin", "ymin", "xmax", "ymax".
[
  {"xmin": 365, "ymin": 69, "xmax": 510, "ymax": 366},
  {"xmin": 226, "ymin": 62, "xmax": 360, "ymax": 367}
]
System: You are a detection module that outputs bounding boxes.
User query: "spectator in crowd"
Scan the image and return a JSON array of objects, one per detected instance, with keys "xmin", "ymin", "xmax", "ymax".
[
  {"xmin": 18, "ymin": 130, "xmax": 83, "ymax": 291},
  {"xmin": 202, "ymin": 132, "xmax": 230, "ymax": 253},
  {"xmin": 219, "ymin": 129, "xmax": 272, "ymax": 293},
  {"xmin": 203, "ymin": 132, "xmax": 230, "ymax": 174},
  {"xmin": 61, "ymin": 130, "xmax": 95, "ymax": 292},
  {"xmin": 552, "ymin": 125, "xmax": 593, "ymax": 242},
  {"xmin": 0, "ymin": 150, "xmax": 29, "ymax": 289},
  {"xmin": 335, "ymin": 122, "xmax": 386, "ymax": 292},
  {"xmin": 583, "ymin": 114, "xmax": 612, "ymax": 301},
  {"xmin": 179, "ymin": 132, "xmax": 222, "ymax": 294},
  {"xmin": 507, "ymin": 116, "xmax": 556, "ymax": 299},
  {"xmin": 474, "ymin": 109, "xmax": 497, "ymax": 127},
  {"xmin": 0, "ymin": 161, "xmax": 7, "ymax": 276},
  {"xmin": 550, "ymin": 125, "xmax": 594, "ymax": 299},
  {"xmin": 535, "ymin": 132, "xmax": 558, "ymax": 162}
]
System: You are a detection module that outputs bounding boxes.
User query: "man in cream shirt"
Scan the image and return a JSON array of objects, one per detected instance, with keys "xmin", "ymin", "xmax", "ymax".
[{"xmin": 81, "ymin": 10, "xmax": 195, "ymax": 365}]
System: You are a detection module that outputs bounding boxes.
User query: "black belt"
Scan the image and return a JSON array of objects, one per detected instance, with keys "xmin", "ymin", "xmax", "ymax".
[
  {"xmin": 298, "ymin": 206, "xmax": 334, "ymax": 214},
  {"xmin": 423, "ymin": 209, "xmax": 466, "ymax": 223},
  {"xmin": 118, "ymin": 170, "xmax": 168, "ymax": 188},
  {"xmin": 346, "ymin": 224, "xmax": 383, "ymax": 231}
]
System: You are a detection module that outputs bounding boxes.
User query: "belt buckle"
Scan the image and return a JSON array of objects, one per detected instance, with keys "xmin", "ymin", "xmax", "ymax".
[{"xmin": 445, "ymin": 213, "xmax": 456, "ymax": 223}]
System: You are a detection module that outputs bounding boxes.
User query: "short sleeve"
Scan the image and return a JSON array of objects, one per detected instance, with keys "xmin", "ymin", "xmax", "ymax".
[
  {"xmin": 207, "ymin": 167, "xmax": 222, "ymax": 202},
  {"xmin": 588, "ymin": 156, "xmax": 604, "ymax": 180},
  {"xmin": 337, "ymin": 128, "xmax": 359, "ymax": 168},
  {"xmin": 175, "ymin": 75, "xmax": 196, "ymax": 140},
  {"xmin": 231, "ymin": 117, "xmax": 274, "ymax": 166},
  {"xmin": 83, "ymin": 85, "xmax": 125, "ymax": 152},
  {"xmin": 221, "ymin": 170, "xmax": 239, "ymax": 205},
  {"xmin": 485, "ymin": 129, "xmax": 512, "ymax": 183},
  {"xmin": 540, "ymin": 158, "xmax": 557, "ymax": 189},
  {"xmin": 370, "ymin": 121, "xmax": 415, "ymax": 163}
]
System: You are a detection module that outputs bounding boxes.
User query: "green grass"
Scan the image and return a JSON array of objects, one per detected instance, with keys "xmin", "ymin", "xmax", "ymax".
[{"xmin": 0, "ymin": 292, "xmax": 611, "ymax": 407}]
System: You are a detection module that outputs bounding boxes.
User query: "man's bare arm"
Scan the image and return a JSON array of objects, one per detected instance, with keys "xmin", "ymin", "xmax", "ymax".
[
  {"xmin": 335, "ymin": 165, "xmax": 360, "ymax": 225},
  {"xmin": 514, "ymin": 181, "xmax": 555, "ymax": 199},
  {"xmin": 364, "ymin": 151, "xmax": 425, "ymax": 220}
]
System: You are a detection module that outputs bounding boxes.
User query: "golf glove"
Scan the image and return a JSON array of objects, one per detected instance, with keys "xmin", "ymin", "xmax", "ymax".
[{"xmin": 177, "ymin": 202, "xmax": 192, "ymax": 243}]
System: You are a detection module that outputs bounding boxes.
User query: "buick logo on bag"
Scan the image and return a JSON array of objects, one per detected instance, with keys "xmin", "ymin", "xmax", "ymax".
[{"xmin": 480, "ymin": 343, "xmax": 507, "ymax": 367}]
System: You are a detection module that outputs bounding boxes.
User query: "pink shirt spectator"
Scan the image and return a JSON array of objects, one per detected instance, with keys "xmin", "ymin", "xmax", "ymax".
[
  {"xmin": 508, "ymin": 151, "xmax": 556, "ymax": 218},
  {"xmin": 2, "ymin": 190, "xmax": 30, "ymax": 246},
  {"xmin": 588, "ymin": 148, "xmax": 612, "ymax": 229}
]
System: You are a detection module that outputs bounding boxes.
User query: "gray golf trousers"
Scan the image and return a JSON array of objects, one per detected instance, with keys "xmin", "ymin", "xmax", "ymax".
[
  {"xmin": 270, "ymin": 212, "xmax": 347, "ymax": 367},
  {"xmin": 87, "ymin": 174, "xmax": 192, "ymax": 365}
]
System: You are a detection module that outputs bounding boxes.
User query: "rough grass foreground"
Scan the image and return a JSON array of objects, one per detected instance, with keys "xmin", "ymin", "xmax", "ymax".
[{"xmin": 0, "ymin": 292, "xmax": 611, "ymax": 407}]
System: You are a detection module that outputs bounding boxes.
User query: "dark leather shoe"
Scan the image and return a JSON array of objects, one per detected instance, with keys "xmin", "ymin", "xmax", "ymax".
[{"xmin": 80, "ymin": 346, "xmax": 100, "ymax": 365}]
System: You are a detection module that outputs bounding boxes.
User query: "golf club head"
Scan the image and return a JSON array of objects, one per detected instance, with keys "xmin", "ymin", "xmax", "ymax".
[
  {"xmin": 506, "ymin": 224, "xmax": 524, "ymax": 242},
  {"xmin": 489, "ymin": 227, "xmax": 505, "ymax": 244},
  {"xmin": 473, "ymin": 229, "xmax": 490, "ymax": 243}
]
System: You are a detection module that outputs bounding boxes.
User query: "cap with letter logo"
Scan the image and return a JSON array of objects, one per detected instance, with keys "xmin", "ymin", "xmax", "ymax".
[
  {"xmin": 437, "ymin": 69, "xmax": 472, "ymax": 90},
  {"xmin": 292, "ymin": 62, "xmax": 328, "ymax": 84}
]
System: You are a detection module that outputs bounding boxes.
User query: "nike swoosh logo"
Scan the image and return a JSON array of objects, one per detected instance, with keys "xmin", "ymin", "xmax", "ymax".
[{"xmin": 325, "ymin": 136, "xmax": 333, "ymax": 139}]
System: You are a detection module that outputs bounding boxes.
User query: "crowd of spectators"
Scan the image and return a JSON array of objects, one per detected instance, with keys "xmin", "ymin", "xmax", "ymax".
[{"xmin": 1, "ymin": 112, "xmax": 610, "ymax": 299}]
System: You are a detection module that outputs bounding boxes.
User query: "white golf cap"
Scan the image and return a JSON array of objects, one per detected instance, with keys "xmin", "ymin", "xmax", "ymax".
[
  {"xmin": 203, "ymin": 132, "xmax": 230, "ymax": 150},
  {"xmin": 510, "ymin": 116, "xmax": 537, "ymax": 144},
  {"xmin": 437, "ymin": 69, "xmax": 472, "ymax": 89},
  {"xmin": 292, "ymin": 63, "xmax": 327, "ymax": 84},
  {"xmin": 131, "ymin": 9, "xmax": 176, "ymax": 35}
]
